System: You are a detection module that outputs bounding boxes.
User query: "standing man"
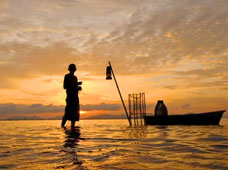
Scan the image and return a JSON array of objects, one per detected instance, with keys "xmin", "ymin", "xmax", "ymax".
[{"xmin": 61, "ymin": 63, "xmax": 82, "ymax": 130}]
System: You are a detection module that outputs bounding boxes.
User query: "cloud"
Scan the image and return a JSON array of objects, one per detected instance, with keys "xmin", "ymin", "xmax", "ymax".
[
  {"xmin": 163, "ymin": 80, "xmax": 228, "ymax": 90},
  {"xmin": 81, "ymin": 103, "xmax": 121, "ymax": 111},
  {"xmin": 1, "ymin": 0, "xmax": 228, "ymax": 79},
  {"xmin": 0, "ymin": 42, "xmax": 83, "ymax": 88},
  {"xmin": 182, "ymin": 104, "xmax": 191, "ymax": 109},
  {"xmin": 1, "ymin": 0, "xmax": 228, "ymax": 114},
  {"xmin": 75, "ymin": 0, "xmax": 228, "ymax": 77},
  {"xmin": 0, "ymin": 103, "xmax": 64, "ymax": 114},
  {"xmin": 0, "ymin": 103, "xmax": 122, "ymax": 115}
]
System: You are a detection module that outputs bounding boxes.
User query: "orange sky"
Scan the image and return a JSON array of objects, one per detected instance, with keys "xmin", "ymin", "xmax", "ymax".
[{"xmin": 0, "ymin": 0, "xmax": 228, "ymax": 119}]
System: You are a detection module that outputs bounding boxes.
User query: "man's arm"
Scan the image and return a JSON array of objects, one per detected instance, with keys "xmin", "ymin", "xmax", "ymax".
[{"xmin": 63, "ymin": 75, "xmax": 67, "ymax": 89}]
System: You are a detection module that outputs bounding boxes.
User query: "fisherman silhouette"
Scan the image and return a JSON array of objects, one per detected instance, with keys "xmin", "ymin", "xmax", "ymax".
[{"xmin": 61, "ymin": 64, "xmax": 82, "ymax": 130}]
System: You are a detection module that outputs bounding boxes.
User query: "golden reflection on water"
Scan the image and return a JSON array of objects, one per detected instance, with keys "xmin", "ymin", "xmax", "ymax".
[
  {"xmin": 60, "ymin": 127, "xmax": 87, "ymax": 169},
  {"xmin": 0, "ymin": 119, "xmax": 228, "ymax": 170}
]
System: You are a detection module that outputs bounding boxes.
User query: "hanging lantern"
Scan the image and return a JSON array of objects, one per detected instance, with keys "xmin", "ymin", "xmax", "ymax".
[{"xmin": 106, "ymin": 66, "xmax": 112, "ymax": 80}]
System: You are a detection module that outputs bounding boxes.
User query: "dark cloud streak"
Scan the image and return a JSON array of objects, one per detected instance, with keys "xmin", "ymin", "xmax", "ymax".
[
  {"xmin": 81, "ymin": 103, "xmax": 121, "ymax": 111},
  {"xmin": 0, "ymin": 103, "xmax": 122, "ymax": 114}
]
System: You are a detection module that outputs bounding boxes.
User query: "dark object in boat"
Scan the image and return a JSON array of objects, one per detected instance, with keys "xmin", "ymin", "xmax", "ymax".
[
  {"xmin": 155, "ymin": 100, "xmax": 168, "ymax": 117},
  {"xmin": 144, "ymin": 110, "xmax": 225, "ymax": 125}
]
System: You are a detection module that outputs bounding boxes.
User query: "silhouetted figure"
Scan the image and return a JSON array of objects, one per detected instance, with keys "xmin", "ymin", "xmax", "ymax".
[
  {"xmin": 155, "ymin": 100, "xmax": 168, "ymax": 117},
  {"xmin": 61, "ymin": 64, "xmax": 82, "ymax": 130}
]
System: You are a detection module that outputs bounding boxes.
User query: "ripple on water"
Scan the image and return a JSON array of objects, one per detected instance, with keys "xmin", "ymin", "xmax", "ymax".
[{"xmin": 0, "ymin": 120, "xmax": 228, "ymax": 170}]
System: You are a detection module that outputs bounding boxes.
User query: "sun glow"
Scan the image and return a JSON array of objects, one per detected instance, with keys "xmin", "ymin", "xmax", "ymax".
[{"xmin": 80, "ymin": 110, "xmax": 86, "ymax": 114}]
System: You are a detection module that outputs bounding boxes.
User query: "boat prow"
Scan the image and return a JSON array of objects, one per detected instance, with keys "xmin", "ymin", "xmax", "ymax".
[{"xmin": 144, "ymin": 110, "xmax": 226, "ymax": 125}]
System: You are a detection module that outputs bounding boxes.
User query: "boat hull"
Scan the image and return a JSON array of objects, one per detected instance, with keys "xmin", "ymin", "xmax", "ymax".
[{"xmin": 144, "ymin": 110, "xmax": 225, "ymax": 125}]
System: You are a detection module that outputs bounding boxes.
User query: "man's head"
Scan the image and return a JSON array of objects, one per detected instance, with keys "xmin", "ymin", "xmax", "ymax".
[{"xmin": 68, "ymin": 63, "xmax": 76, "ymax": 72}]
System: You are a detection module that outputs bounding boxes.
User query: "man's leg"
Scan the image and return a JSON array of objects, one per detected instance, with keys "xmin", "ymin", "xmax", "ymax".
[
  {"xmin": 71, "ymin": 121, "xmax": 75, "ymax": 130},
  {"xmin": 61, "ymin": 116, "xmax": 67, "ymax": 127},
  {"xmin": 62, "ymin": 104, "xmax": 68, "ymax": 127}
]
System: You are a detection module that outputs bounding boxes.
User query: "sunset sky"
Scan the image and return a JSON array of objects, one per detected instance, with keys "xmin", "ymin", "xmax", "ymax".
[{"xmin": 0, "ymin": 0, "xmax": 228, "ymax": 119}]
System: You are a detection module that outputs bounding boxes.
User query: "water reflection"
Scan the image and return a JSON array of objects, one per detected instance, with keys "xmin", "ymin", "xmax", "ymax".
[
  {"xmin": 124, "ymin": 125, "xmax": 171, "ymax": 140},
  {"xmin": 155, "ymin": 126, "xmax": 169, "ymax": 138},
  {"xmin": 0, "ymin": 120, "xmax": 228, "ymax": 170},
  {"xmin": 62, "ymin": 126, "xmax": 87, "ymax": 169},
  {"xmin": 126, "ymin": 125, "xmax": 148, "ymax": 139},
  {"xmin": 63, "ymin": 126, "xmax": 81, "ymax": 148}
]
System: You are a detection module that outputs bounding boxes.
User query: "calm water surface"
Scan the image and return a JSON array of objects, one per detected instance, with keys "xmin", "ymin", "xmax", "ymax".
[{"xmin": 0, "ymin": 119, "xmax": 228, "ymax": 170}]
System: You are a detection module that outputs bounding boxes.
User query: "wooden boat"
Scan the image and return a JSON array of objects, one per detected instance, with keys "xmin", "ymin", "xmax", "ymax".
[{"xmin": 144, "ymin": 110, "xmax": 226, "ymax": 125}]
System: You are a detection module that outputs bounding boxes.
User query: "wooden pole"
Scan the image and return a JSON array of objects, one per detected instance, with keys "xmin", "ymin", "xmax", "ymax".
[
  {"xmin": 136, "ymin": 94, "xmax": 138, "ymax": 123},
  {"xmin": 144, "ymin": 93, "xmax": 146, "ymax": 117},
  {"xmin": 133, "ymin": 94, "xmax": 136, "ymax": 125},
  {"xmin": 129, "ymin": 94, "xmax": 132, "ymax": 123},
  {"xmin": 140, "ymin": 93, "xmax": 142, "ymax": 120},
  {"xmin": 108, "ymin": 61, "xmax": 132, "ymax": 126}
]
